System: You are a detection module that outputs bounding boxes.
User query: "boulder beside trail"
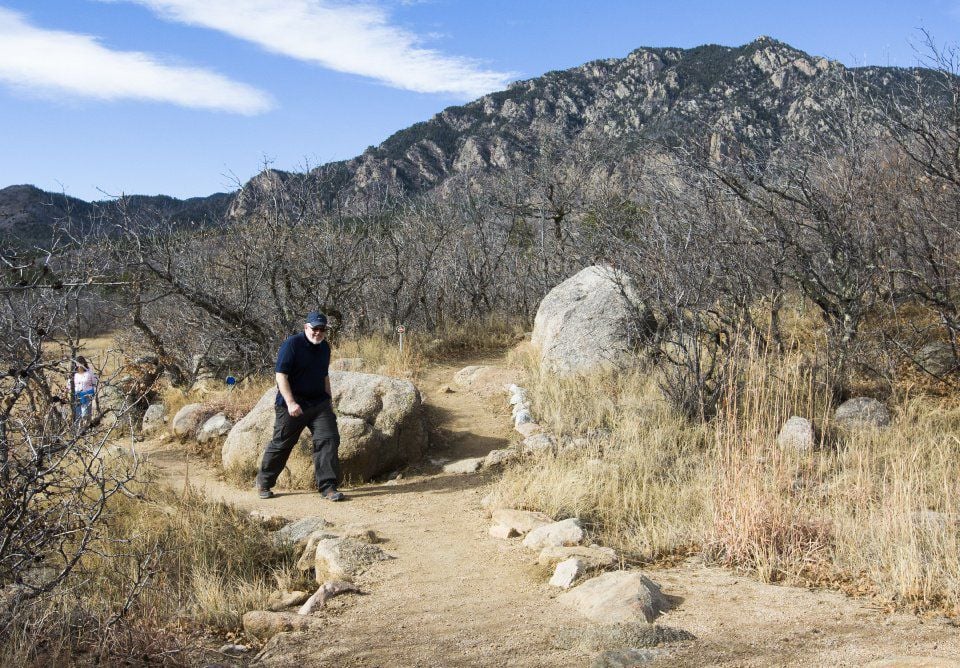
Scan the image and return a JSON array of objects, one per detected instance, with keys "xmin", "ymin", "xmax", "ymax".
[
  {"xmin": 532, "ymin": 265, "xmax": 656, "ymax": 375},
  {"xmin": 171, "ymin": 403, "xmax": 204, "ymax": 437},
  {"xmin": 221, "ymin": 371, "xmax": 428, "ymax": 486},
  {"xmin": 522, "ymin": 518, "xmax": 585, "ymax": 550},
  {"xmin": 559, "ymin": 571, "xmax": 668, "ymax": 623}
]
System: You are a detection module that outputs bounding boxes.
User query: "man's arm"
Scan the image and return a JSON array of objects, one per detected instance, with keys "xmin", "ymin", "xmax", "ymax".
[
  {"xmin": 325, "ymin": 375, "xmax": 332, "ymax": 404},
  {"xmin": 277, "ymin": 372, "xmax": 302, "ymax": 417}
]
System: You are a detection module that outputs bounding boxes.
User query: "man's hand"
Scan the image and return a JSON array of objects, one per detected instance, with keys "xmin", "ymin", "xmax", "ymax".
[{"xmin": 287, "ymin": 401, "xmax": 303, "ymax": 417}]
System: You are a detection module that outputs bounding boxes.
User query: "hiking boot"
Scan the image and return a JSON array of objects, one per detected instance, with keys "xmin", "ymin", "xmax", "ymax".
[
  {"xmin": 320, "ymin": 487, "xmax": 344, "ymax": 502},
  {"xmin": 257, "ymin": 487, "xmax": 275, "ymax": 500}
]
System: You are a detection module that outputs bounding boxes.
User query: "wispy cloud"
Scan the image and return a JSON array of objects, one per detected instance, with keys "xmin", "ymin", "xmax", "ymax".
[
  {"xmin": 0, "ymin": 8, "xmax": 273, "ymax": 114},
  {"xmin": 117, "ymin": 0, "xmax": 514, "ymax": 98}
]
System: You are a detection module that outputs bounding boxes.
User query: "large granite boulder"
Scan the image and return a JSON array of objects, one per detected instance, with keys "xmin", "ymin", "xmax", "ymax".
[
  {"xmin": 532, "ymin": 266, "xmax": 655, "ymax": 375},
  {"xmin": 221, "ymin": 372, "xmax": 428, "ymax": 486}
]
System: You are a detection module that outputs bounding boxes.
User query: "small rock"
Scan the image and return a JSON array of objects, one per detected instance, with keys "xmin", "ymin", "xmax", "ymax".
[
  {"xmin": 509, "ymin": 388, "xmax": 528, "ymax": 405},
  {"xmin": 539, "ymin": 545, "xmax": 618, "ymax": 569},
  {"xmin": 484, "ymin": 448, "xmax": 518, "ymax": 468},
  {"xmin": 274, "ymin": 516, "xmax": 333, "ymax": 547},
  {"xmin": 489, "ymin": 525, "xmax": 519, "ymax": 539},
  {"xmin": 314, "ymin": 537, "xmax": 394, "ymax": 583},
  {"xmin": 522, "ymin": 433, "xmax": 556, "ymax": 452},
  {"xmin": 267, "ymin": 590, "xmax": 311, "ymax": 611},
  {"xmin": 550, "ymin": 558, "xmax": 586, "ymax": 588},
  {"xmin": 492, "ymin": 509, "xmax": 553, "ymax": 535},
  {"xmin": 141, "ymin": 403, "xmax": 167, "ymax": 434},
  {"xmin": 834, "ymin": 397, "xmax": 891, "ymax": 429},
  {"xmin": 443, "ymin": 457, "xmax": 485, "ymax": 474},
  {"xmin": 242, "ymin": 611, "xmax": 316, "ymax": 641},
  {"xmin": 522, "ymin": 518, "xmax": 585, "ymax": 550},
  {"xmin": 514, "ymin": 409, "xmax": 534, "ymax": 427},
  {"xmin": 516, "ymin": 421, "xmax": 542, "ymax": 438},
  {"xmin": 295, "ymin": 530, "xmax": 341, "ymax": 571},
  {"xmin": 776, "ymin": 416, "xmax": 816, "ymax": 452},
  {"xmin": 219, "ymin": 643, "xmax": 249, "ymax": 656},
  {"xmin": 440, "ymin": 385, "xmax": 454, "ymax": 394},
  {"xmin": 197, "ymin": 412, "xmax": 233, "ymax": 444},
  {"xmin": 171, "ymin": 403, "xmax": 204, "ymax": 437},
  {"xmin": 342, "ymin": 524, "xmax": 381, "ymax": 543},
  {"xmin": 558, "ymin": 571, "xmax": 668, "ymax": 623}
]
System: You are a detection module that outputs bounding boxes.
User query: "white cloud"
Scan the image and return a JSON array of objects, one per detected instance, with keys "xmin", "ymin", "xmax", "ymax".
[
  {"xmin": 117, "ymin": 0, "xmax": 514, "ymax": 98},
  {"xmin": 0, "ymin": 8, "xmax": 273, "ymax": 114}
]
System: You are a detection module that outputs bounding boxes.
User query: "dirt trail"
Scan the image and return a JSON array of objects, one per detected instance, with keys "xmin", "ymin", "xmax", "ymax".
[
  {"xmin": 145, "ymin": 356, "xmax": 589, "ymax": 667},
  {"xmin": 142, "ymin": 354, "xmax": 960, "ymax": 668}
]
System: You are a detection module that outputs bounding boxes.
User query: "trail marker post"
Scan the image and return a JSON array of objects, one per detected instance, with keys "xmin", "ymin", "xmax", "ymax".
[{"xmin": 397, "ymin": 325, "xmax": 406, "ymax": 354}]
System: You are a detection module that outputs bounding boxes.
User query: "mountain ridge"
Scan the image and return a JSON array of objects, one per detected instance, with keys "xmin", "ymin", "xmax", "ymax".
[{"xmin": 1, "ymin": 36, "xmax": 928, "ymax": 241}]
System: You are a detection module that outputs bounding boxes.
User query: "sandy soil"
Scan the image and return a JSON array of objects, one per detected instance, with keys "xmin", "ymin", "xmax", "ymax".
[{"xmin": 140, "ymin": 355, "xmax": 960, "ymax": 668}]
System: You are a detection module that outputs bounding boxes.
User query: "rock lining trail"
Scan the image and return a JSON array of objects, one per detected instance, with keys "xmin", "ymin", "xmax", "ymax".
[{"xmin": 142, "ymin": 354, "xmax": 960, "ymax": 667}]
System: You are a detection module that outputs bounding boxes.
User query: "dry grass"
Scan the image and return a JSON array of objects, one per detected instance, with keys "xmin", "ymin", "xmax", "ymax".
[
  {"xmin": 334, "ymin": 315, "xmax": 525, "ymax": 379},
  {"xmin": 1, "ymin": 471, "xmax": 305, "ymax": 665},
  {"xmin": 494, "ymin": 322, "xmax": 960, "ymax": 615}
]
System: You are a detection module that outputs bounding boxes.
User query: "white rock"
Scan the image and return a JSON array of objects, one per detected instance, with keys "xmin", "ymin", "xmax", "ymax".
[
  {"xmin": 776, "ymin": 416, "xmax": 815, "ymax": 452},
  {"xmin": 522, "ymin": 433, "xmax": 556, "ymax": 452},
  {"xmin": 489, "ymin": 525, "xmax": 519, "ymax": 539},
  {"xmin": 274, "ymin": 516, "xmax": 333, "ymax": 547},
  {"xmin": 197, "ymin": 412, "xmax": 233, "ymax": 443},
  {"xmin": 484, "ymin": 449, "xmax": 518, "ymax": 468},
  {"xmin": 514, "ymin": 409, "xmax": 534, "ymax": 427},
  {"xmin": 558, "ymin": 571, "xmax": 668, "ymax": 623},
  {"xmin": 516, "ymin": 421, "xmax": 542, "ymax": 438},
  {"xmin": 509, "ymin": 389, "xmax": 528, "ymax": 405},
  {"xmin": 443, "ymin": 457, "xmax": 484, "ymax": 474},
  {"xmin": 522, "ymin": 518, "xmax": 585, "ymax": 550},
  {"xmin": 550, "ymin": 558, "xmax": 586, "ymax": 588},
  {"xmin": 171, "ymin": 403, "xmax": 204, "ymax": 438},
  {"xmin": 491, "ymin": 509, "xmax": 553, "ymax": 534}
]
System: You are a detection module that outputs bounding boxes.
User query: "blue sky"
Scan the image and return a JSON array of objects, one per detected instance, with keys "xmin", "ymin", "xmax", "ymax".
[{"xmin": 0, "ymin": 0, "xmax": 957, "ymax": 201}]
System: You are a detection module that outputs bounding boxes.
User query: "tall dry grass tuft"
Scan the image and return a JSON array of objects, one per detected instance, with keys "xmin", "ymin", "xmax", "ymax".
[{"xmin": 495, "ymin": 357, "xmax": 713, "ymax": 561}]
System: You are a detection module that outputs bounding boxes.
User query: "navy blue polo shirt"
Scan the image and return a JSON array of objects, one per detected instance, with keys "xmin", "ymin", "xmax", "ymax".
[{"xmin": 274, "ymin": 332, "xmax": 331, "ymax": 407}]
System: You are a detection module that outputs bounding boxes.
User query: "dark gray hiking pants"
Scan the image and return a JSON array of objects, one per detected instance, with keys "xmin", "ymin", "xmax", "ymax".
[{"xmin": 256, "ymin": 400, "xmax": 340, "ymax": 492}]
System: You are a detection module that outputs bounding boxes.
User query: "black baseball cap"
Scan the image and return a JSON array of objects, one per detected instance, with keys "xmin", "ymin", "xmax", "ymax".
[{"xmin": 305, "ymin": 311, "xmax": 328, "ymax": 328}]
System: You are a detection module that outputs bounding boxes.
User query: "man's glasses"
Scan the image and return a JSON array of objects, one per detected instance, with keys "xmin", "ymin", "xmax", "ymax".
[{"xmin": 308, "ymin": 325, "xmax": 327, "ymax": 333}]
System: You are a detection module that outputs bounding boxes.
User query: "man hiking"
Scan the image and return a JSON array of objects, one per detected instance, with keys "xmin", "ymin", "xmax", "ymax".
[{"xmin": 256, "ymin": 311, "xmax": 343, "ymax": 501}]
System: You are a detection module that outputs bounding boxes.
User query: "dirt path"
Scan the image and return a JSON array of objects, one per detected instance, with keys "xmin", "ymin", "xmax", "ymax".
[
  {"xmin": 141, "ymin": 354, "xmax": 960, "ymax": 668},
  {"xmin": 145, "ymin": 356, "xmax": 590, "ymax": 667}
]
